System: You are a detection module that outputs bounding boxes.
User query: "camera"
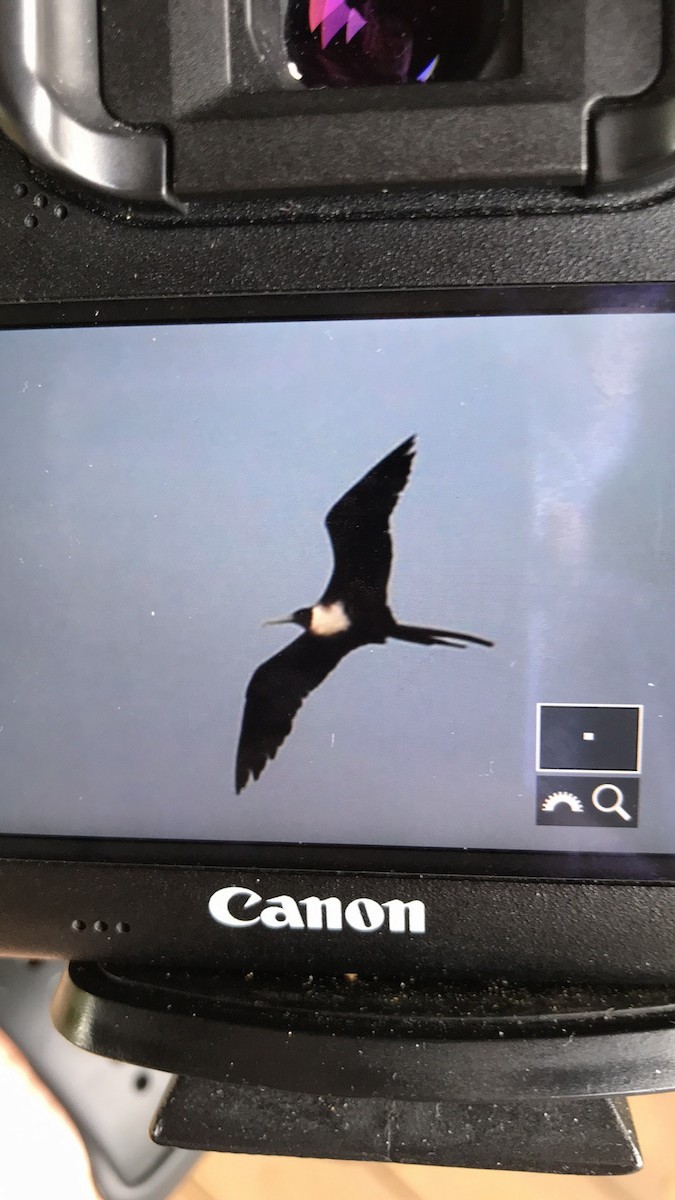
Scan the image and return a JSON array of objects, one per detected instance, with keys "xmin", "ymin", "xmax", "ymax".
[{"xmin": 1, "ymin": 0, "xmax": 675, "ymax": 1178}]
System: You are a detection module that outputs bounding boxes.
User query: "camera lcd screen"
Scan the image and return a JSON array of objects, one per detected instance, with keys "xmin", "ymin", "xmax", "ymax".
[{"xmin": 1, "ymin": 312, "xmax": 674, "ymax": 855}]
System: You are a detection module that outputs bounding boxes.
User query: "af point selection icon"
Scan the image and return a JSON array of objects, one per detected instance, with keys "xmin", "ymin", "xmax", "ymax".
[{"xmin": 535, "ymin": 705, "xmax": 642, "ymax": 828}]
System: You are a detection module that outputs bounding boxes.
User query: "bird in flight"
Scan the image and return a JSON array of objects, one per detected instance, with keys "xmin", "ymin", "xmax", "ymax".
[{"xmin": 235, "ymin": 436, "xmax": 492, "ymax": 792}]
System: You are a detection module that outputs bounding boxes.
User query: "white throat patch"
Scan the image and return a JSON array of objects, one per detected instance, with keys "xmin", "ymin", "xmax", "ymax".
[{"xmin": 310, "ymin": 601, "xmax": 351, "ymax": 636}]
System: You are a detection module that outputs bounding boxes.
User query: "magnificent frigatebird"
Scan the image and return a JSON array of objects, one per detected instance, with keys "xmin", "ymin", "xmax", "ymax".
[{"xmin": 235, "ymin": 436, "xmax": 492, "ymax": 792}]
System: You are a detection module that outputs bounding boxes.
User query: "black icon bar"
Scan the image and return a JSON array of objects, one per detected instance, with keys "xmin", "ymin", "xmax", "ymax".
[{"xmin": 536, "ymin": 776, "xmax": 639, "ymax": 827}]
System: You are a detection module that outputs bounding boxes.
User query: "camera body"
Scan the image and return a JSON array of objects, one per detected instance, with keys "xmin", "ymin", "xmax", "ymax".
[{"xmin": 0, "ymin": 0, "xmax": 675, "ymax": 989}]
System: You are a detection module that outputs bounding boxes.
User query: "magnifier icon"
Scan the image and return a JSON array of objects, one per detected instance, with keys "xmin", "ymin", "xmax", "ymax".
[{"xmin": 591, "ymin": 784, "xmax": 633, "ymax": 822}]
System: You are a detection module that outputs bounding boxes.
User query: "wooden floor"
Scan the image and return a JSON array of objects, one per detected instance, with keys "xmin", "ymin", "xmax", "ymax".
[{"xmin": 173, "ymin": 1093, "xmax": 675, "ymax": 1200}]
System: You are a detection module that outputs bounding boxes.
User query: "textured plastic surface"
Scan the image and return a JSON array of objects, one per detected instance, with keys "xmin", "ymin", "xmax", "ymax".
[
  {"xmin": 155, "ymin": 1081, "xmax": 641, "ymax": 1174},
  {"xmin": 1, "ymin": 861, "xmax": 669, "ymax": 981},
  {"xmin": 98, "ymin": 0, "xmax": 662, "ymax": 194},
  {"xmin": 52, "ymin": 964, "xmax": 651, "ymax": 1172},
  {"xmin": 2, "ymin": 131, "xmax": 675, "ymax": 309},
  {"xmin": 53, "ymin": 964, "xmax": 675, "ymax": 1099},
  {"xmin": 594, "ymin": 0, "xmax": 675, "ymax": 188}
]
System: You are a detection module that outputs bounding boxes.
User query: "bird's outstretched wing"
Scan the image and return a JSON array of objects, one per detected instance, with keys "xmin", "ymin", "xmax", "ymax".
[
  {"xmin": 235, "ymin": 632, "xmax": 357, "ymax": 793},
  {"xmin": 322, "ymin": 436, "xmax": 416, "ymax": 605}
]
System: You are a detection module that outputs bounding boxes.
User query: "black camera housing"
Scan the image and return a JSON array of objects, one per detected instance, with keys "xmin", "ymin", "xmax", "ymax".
[{"xmin": 0, "ymin": 0, "xmax": 675, "ymax": 988}]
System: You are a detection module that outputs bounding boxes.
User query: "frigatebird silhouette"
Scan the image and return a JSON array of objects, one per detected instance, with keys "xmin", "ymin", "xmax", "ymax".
[{"xmin": 235, "ymin": 436, "xmax": 492, "ymax": 792}]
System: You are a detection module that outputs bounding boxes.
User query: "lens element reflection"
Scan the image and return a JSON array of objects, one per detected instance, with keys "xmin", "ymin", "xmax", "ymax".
[{"xmin": 285, "ymin": 0, "xmax": 505, "ymax": 88}]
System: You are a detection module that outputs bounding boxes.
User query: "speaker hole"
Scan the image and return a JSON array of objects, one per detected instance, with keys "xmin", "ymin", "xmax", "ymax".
[
  {"xmin": 134, "ymin": 1073, "xmax": 150, "ymax": 1091},
  {"xmin": 71, "ymin": 919, "xmax": 86, "ymax": 932},
  {"xmin": 93, "ymin": 920, "xmax": 108, "ymax": 933},
  {"xmin": 115, "ymin": 921, "xmax": 131, "ymax": 934}
]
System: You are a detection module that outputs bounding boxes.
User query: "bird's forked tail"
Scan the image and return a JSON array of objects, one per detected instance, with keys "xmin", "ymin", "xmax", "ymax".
[{"xmin": 390, "ymin": 623, "xmax": 493, "ymax": 649}]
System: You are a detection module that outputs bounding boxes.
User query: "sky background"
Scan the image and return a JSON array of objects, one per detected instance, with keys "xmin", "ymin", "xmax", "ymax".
[{"xmin": 1, "ymin": 313, "xmax": 674, "ymax": 853}]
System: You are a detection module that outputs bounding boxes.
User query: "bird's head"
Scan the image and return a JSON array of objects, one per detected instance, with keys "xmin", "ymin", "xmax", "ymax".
[{"xmin": 263, "ymin": 607, "xmax": 312, "ymax": 630}]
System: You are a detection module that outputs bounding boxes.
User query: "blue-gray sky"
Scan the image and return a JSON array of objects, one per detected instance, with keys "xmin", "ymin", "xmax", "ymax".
[{"xmin": 1, "ymin": 314, "xmax": 674, "ymax": 852}]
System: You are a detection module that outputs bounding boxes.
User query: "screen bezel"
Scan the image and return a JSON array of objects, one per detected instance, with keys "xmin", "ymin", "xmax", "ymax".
[{"xmin": 2, "ymin": 282, "xmax": 675, "ymax": 884}]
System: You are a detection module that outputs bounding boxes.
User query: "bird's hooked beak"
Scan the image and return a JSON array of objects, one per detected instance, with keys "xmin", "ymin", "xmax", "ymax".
[{"xmin": 263, "ymin": 614, "xmax": 296, "ymax": 627}]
